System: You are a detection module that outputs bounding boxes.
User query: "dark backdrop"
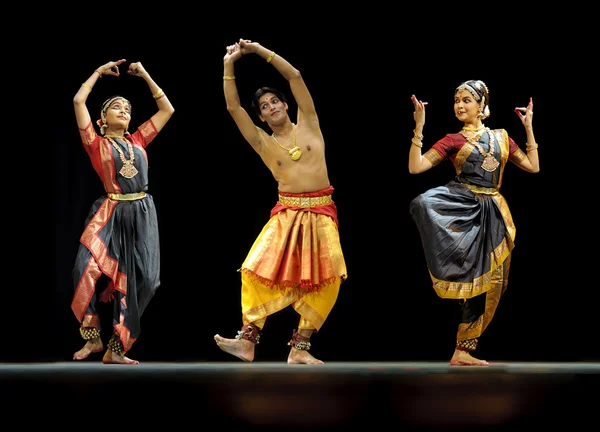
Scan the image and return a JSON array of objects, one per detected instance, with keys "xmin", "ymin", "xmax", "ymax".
[{"xmin": 37, "ymin": 25, "xmax": 595, "ymax": 365}]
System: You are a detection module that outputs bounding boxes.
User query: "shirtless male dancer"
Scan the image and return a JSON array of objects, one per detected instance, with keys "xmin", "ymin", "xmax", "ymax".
[{"xmin": 214, "ymin": 39, "xmax": 348, "ymax": 364}]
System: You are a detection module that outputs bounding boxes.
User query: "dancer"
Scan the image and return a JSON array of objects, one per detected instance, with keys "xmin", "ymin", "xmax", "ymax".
[
  {"xmin": 214, "ymin": 39, "xmax": 347, "ymax": 364},
  {"xmin": 71, "ymin": 59, "xmax": 174, "ymax": 364},
  {"xmin": 409, "ymin": 80, "xmax": 539, "ymax": 365}
]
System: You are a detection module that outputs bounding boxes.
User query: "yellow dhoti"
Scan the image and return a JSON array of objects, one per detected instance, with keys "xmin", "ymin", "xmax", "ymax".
[
  {"xmin": 239, "ymin": 186, "xmax": 347, "ymax": 332},
  {"xmin": 241, "ymin": 271, "xmax": 341, "ymax": 331}
]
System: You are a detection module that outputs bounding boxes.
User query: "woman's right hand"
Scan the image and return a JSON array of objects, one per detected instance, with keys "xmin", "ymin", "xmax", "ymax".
[
  {"xmin": 411, "ymin": 94, "xmax": 427, "ymax": 127},
  {"xmin": 97, "ymin": 59, "xmax": 126, "ymax": 77}
]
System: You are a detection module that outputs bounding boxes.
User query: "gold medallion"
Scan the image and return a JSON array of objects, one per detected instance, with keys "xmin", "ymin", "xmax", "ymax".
[
  {"xmin": 289, "ymin": 146, "xmax": 302, "ymax": 161},
  {"xmin": 120, "ymin": 163, "xmax": 139, "ymax": 179},
  {"xmin": 107, "ymin": 137, "xmax": 138, "ymax": 178},
  {"xmin": 273, "ymin": 124, "xmax": 302, "ymax": 161},
  {"xmin": 461, "ymin": 126, "xmax": 499, "ymax": 173},
  {"xmin": 481, "ymin": 156, "xmax": 499, "ymax": 172}
]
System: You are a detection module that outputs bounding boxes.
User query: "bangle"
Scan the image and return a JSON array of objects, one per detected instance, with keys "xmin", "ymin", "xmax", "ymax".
[
  {"xmin": 95, "ymin": 70, "xmax": 102, "ymax": 78},
  {"xmin": 152, "ymin": 89, "xmax": 163, "ymax": 99},
  {"xmin": 223, "ymin": 75, "xmax": 236, "ymax": 80},
  {"xmin": 81, "ymin": 83, "xmax": 93, "ymax": 92},
  {"xmin": 155, "ymin": 93, "xmax": 165, "ymax": 101},
  {"xmin": 411, "ymin": 138, "xmax": 423, "ymax": 148},
  {"xmin": 526, "ymin": 143, "xmax": 539, "ymax": 151},
  {"xmin": 413, "ymin": 129, "xmax": 424, "ymax": 140},
  {"xmin": 266, "ymin": 51, "xmax": 275, "ymax": 63}
]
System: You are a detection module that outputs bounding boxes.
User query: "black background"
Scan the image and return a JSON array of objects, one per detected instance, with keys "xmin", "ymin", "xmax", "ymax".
[{"xmin": 29, "ymin": 15, "xmax": 595, "ymax": 365}]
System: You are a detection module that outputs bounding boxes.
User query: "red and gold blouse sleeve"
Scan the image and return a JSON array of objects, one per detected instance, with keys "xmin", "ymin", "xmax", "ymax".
[
  {"xmin": 130, "ymin": 119, "xmax": 158, "ymax": 149},
  {"xmin": 508, "ymin": 134, "xmax": 527, "ymax": 163},
  {"xmin": 78, "ymin": 122, "xmax": 101, "ymax": 156},
  {"xmin": 424, "ymin": 134, "xmax": 455, "ymax": 167}
]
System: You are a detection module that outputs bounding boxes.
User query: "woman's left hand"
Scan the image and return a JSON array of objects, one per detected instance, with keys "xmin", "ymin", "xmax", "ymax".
[
  {"xmin": 128, "ymin": 62, "xmax": 148, "ymax": 77},
  {"xmin": 515, "ymin": 97, "xmax": 533, "ymax": 128}
]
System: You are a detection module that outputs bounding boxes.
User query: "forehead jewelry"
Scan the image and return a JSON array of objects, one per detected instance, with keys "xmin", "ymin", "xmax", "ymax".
[
  {"xmin": 456, "ymin": 83, "xmax": 481, "ymax": 101},
  {"xmin": 272, "ymin": 124, "xmax": 302, "ymax": 161}
]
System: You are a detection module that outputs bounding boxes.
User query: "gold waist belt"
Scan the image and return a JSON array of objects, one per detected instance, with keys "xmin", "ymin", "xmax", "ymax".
[
  {"xmin": 108, "ymin": 192, "xmax": 147, "ymax": 201},
  {"xmin": 463, "ymin": 184, "xmax": 499, "ymax": 195},
  {"xmin": 278, "ymin": 194, "xmax": 333, "ymax": 208}
]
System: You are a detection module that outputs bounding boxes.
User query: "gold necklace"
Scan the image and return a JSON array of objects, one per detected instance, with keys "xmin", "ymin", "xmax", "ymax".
[
  {"xmin": 460, "ymin": 126, "xmax": 499, "ymax": 172},
  {"xmin": 272, "ymin": 124, "xmax": 302, "ymax": 161},
  {"xmin": 107, "ymin": 137, "xmax": 138, "ymax": 178}
]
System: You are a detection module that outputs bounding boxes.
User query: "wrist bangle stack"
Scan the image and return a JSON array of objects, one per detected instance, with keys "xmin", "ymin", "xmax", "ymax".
[
  {"xmin": 411, "ymin": 138, "xmax": 423, "ymax": 148},
  {"xmin": 526, "ymin": 143, "xmax": 539, "ymax": 151},
  {"xmin": 266, "ymin": 51, "xmax": 275, "ymax": 63},
  {"xmin": 223, "ymin": 75, "xmax": 236, "ymax": 80},
  {"xmin": 411, "ymin": 129, "xmax": 424, "ymax": 148},
  {"xmin": 413, "ymin": 129, "xmax": 424, "ymax": 140}
]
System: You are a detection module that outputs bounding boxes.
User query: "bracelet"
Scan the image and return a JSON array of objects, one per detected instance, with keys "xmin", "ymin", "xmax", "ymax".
[
  {"xmin": 223, "ymin": 75, "xmax": 236, "ymax": 80},
  {"xmin": 413, "ymin": 129, "xmax": 424, "ymax": 140},
  {"xmin": 152, "ymin": 89, "xmax": 163, "ymax": 99},
  {"xmin": 266, "ymin": 51, "xmax": 275, "ymax": 63},
  {"xmin": 155, "ymin": 93, "xmax": 165, "ymax": 101},
  {"xmin": 81, "ymin": 83, "xmax": 93, "ymax": 92},
  {"xmin": 411, "ymin": 138, "xmax": 423, "ymax": 148},
  {"xmin": 526, "ymin": 143, "xmax": 539, "ymax": 151},
  {"xmin": 95, "ymin": 70, "xmax": 102, "ymax": 78}
]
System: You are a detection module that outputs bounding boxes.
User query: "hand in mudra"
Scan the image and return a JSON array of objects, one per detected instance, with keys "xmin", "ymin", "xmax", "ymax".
[
  {"xmin": 224, "ymin": 43, "xmax": 242, "ymax": 62},
  {"xmin": 238, "ymin": 39, "xmax": 259, "ymax": 54},
  {"xmin": 99, "ymin": 59, "xmax": 126, "ymax": 77},
  {"xmin": 127, "ymin": 62, "xmax": 147, "ymax": 77}
]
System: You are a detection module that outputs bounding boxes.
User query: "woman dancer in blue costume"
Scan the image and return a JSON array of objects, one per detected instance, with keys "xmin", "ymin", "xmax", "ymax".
[{"xmin": 409, "ymin": 80, "xmax": 539, "ymax": 366}]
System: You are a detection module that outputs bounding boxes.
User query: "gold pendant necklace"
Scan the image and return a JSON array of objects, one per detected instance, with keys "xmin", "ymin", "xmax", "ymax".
[
  {"xmin": 460, "ymin": 126, "xmax": 499, "ymax": 172},
  {"xmin": 107, "ymin": 137, "xmax": 138, "ymax": 178},
  {"xmin": 272, "ymin": 124, "xmax": 302, "ymax": 161}
]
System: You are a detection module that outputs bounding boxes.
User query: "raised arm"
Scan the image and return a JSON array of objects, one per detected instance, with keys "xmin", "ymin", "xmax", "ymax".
[
  {"xmin": 513, "ymin": 97, "xmax": 539, "ymax": 173},
  {"xmin": 73, "ymin": 59, "xmax": 126, "ymax": 130},
  {"xmin": 73, "ymin": 60, "xmax": 174, "ymax": 134},
  {"xmin": 128, "ymin": 62, "xmax": 175, "ymax": 132},
  {"xmin": 223, "ymin": 41, "xmax": 264, "ymax": 151},
  {"xmin": 239, "ymin": 39, "xmax": 318, "ymax": 131},
  {"xmin": 408, "ymin": 95, "xmax": 433, "ymax": 174}
]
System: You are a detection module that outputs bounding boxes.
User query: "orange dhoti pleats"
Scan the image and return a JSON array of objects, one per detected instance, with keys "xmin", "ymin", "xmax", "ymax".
[{"xmin": 239, "ymin": 208, "xmax": 347, "ymax": 331}]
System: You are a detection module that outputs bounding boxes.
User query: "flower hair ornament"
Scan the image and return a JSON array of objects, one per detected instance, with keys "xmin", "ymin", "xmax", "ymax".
[
  {"xmin": 96, "ymin": 118, "xmax": 108, "ymax": 135},
  {"xmin": 456, "ymin": 80, "xmax": 490, "ymax": 119},
  {"xmin": 97, "ymin": 96, "xmax": 132, "ymax": 136}
]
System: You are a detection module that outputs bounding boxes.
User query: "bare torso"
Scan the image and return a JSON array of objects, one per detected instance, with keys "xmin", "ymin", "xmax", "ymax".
[{"xmin": 258, "ymin": 124, "xmax": 330, "ymax": 193}]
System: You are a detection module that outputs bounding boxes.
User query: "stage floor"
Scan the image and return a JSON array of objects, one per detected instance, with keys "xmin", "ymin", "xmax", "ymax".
[{"xmin": 3, "ymin": 361, "xmax": 598, "ymax": 429}]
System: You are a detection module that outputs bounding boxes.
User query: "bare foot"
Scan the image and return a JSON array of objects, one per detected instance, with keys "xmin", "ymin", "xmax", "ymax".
[
  {"xmin": 73, "ymin": 338, "xmax": 103, "ymax": 360},
  {"xmin": 214, "ymin": 334, "xmax": 255, "ymax": 362},
  {"xmin": 288, "ymin": 348, "xmax": 324, "ymax": 365},
  {"xmin": 102, "ymin": 350, "xmax": 139, "ymax": 365},
  {"xmin": 450, "ymin": 349, "xmax": 489, "ymax": 366}
]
